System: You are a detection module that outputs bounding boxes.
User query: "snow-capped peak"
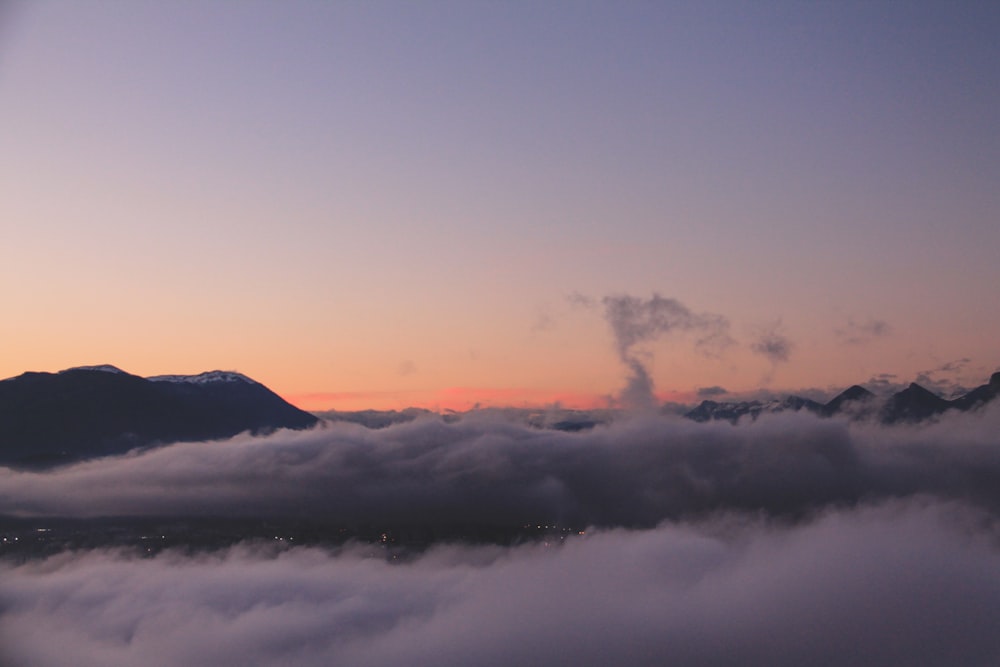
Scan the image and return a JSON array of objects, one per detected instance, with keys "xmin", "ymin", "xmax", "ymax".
[
  {"xmin": 61, "ymin": 364, "xmax": 127, "ymax": 375},
  {"xmin": 147, "ymin": 370, "xmax": 258, "ymax": 385}
]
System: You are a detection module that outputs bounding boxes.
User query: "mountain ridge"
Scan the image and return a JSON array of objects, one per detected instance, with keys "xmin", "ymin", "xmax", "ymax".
[
  {"xmin": 685, "ymin": 373, "xmax": 1000, "ymax": 425},
  {"xmin": 0, "ymin": 365, "xmax": 318, "ymax": 468}
]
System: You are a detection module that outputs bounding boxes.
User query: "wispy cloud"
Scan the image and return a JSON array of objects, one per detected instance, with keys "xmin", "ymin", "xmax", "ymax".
[
  {"xmin": 835, "ymin": 318, "xmax": 892, "ymax": 345},
  {"xmin": 914, "ymin": 358, "xmax": 975, "ymax": 397},
  {"xmin": 596, "ymin": 293, "xmax": 732, "ymax": 409},
  {"xmin": 566, "ymin": 291, "xmax": 598, "ymax": 309},
  {"xmin": 601, "ymin": 294, "xmax": 733, "ymax": 361},
  {"xmin": 749, "ymin": 320, "xmax": 793, "ymax": 386},
  {"xmin": 750, "ymin": 321, "xmax": 793, "ymax": 365},
  {"xmin": 863, "ymin": 358, "xmax": 980, "ymax": 397}
]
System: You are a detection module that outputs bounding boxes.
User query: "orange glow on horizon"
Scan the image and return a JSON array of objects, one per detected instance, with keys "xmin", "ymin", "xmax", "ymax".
[{"xmin": 283, "ymin": 386, "xmax": 695, "ymax": 413}]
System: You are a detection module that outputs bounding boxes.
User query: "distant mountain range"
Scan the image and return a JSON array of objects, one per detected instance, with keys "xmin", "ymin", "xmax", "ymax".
[
  {"xmin": 686, "ymin": 372, "xmax": 1000, "ymax": 425},
  {"xmin": 3, "ymin": 364, "xmax": 997, "ymax": 468},
  {"xmin": 0, "ymin": 365, "xmax": 318, "ymax": 468}
]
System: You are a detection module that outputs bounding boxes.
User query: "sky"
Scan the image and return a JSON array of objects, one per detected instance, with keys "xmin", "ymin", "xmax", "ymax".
[{"xmin": 2, "ymin": 1, "xmax": 999, "ymax": 410}]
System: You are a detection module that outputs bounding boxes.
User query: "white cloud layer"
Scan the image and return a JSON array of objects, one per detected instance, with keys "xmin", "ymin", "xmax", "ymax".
[
  {"xmin": 2, "ymin": 500, "xmax": 999, "ymax": 666},
  {"xmin": 3, "ymin": 405, "xmax": 1000, "ymax": 665}
]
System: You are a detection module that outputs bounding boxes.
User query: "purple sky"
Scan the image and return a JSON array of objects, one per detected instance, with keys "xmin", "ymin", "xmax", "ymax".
[{"xmin": 2, "ymin": 1, "xmax": 998, "ymax": 408}]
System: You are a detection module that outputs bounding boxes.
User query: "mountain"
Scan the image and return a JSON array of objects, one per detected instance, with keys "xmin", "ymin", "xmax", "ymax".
[
  {"xmin": 820, "ymin": 385, "xmax": 876, "ymax": 417},
  {"xmin": 0, "ymin": 365, "xmax": 318, "ymax": 468},
  {"xmin": 878, "ymin": 382, "xmax": 952, "ymax": 424},
  {"xmin": 686, "ymin": 396, "xmax": 824, "ymax": 424},
  {"xmin": 685, "ymin": 373, "xmax": 1000, "ymax": 425},
  {"xmin": 949, "ymin": 372, "xmax": 1000, "ymax": 412}
]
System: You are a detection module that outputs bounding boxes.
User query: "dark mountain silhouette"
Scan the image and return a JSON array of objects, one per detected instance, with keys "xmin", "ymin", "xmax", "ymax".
[
  {"xmin": 685, "ymin": 373, "xmax": 1000, "ymax": 425},
  {"xmin": 878, "ymin": 382, "xmax": 952, "ymax": 424},
  {"xmin": 949, "ymin": 372, "xmax": 1000, "ymax": 412},
  {"xmin": 820, "ymin": 385, "xmax": 876, "ymax": 417},
  {"xmin": 0, "ymin": 365, "xmax": 318, "ymax": 468},
  {"xmin": 686, "ymin": 395, "xmax": 824, "ymax": 424}
]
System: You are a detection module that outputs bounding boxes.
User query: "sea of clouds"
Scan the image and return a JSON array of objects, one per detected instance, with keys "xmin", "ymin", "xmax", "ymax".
[
  {"xmin": 2, "ymin": 501, "xmax": 999, "ymax": 666},
  {"xmin": 3, "ymin": 404, "xmax": 1000, "ymax": 665},
  {"xmin": 2, "ymin": 403, "xmax": 1000, "ymax": 523}
]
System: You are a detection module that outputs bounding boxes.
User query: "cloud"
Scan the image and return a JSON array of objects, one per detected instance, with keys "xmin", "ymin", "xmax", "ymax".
[
  {"xmin": 397, "ymin": 360, "xmax": 417, "ymax": 377},
  {"xmin": 750, "ymin": 321, "xmax": 793, "ymax": 364},
  {"xmin": 836, "ymin": 318, "xmax": 891, "ymax": 345},
  {"xmin": 914, "ymin": 358, "xmax": 975, "ymax": 397},
  {"xmin": 864, "ymin": 373, "xmax": 899, "ymax": 393},
  {"xmin": 937, "ymin": 358, "xmax": 972, "ymax": 374},
  {"xmin": 3, "ymin": 401, "xmax": 1000, "ymax": 525},
  {"xmin": 601, "ymin": 294, "xmax": 732, "ymax": 361},
  {"xmin": 4, "ymin": 408, "xmax": 1000, "ymax": 665},
  {"xmin": 566, "ymin": 291, "xmax": 597, "ymax": 309},
  {"xmin": 2, "ymin": 500, "xmax": 1000, "ymax": 667},
  {"xmin": 863, "ymin": 359, "xmax": 981, "ymax": 398},
  {"xmin": 530, "ymin": 310, "xmax": 554, "ymax": 332},
  {"xmin": 565, "ymin": 292, "xmax": 736, "ymax": 409},
  {"xmin": 618, "ymin": 357, "xmax": 657, "ymax": 411},
  {"xmin": 697, "ymin": 386, "xmax": 728, "ymax": 398},
  {"xmin": 597, "ymin": 293, "xmax": 732, "ymax": 409}
]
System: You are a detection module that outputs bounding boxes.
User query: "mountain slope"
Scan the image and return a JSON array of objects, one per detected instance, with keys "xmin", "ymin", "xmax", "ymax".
[
  {"xmin": 879, "ymin": 383, "xmax": 952, "ymax": 424},
  {"xmin": 685, "ymin": 396, "xmax": 824, "ymax": 424},
  {"xmin": 949, "ymin": 372, "xmax": 1000, "ymax": 412},
  {"xmin": 820, "ymin": 385, "xmax": 876, "ymax": 417},
  {"xmin": 0, "ymin": 366, "xmax": 318, "ymax": 468}
]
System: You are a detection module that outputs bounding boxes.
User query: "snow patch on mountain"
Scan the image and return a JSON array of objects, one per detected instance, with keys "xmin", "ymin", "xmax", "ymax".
[
  {"xmin": 147, "ymin": 371, "xmax": 258, "ymax": 385},
  {"xmin": 61, "ymin": 365, "xmax": 128, "ymax": 375}
]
